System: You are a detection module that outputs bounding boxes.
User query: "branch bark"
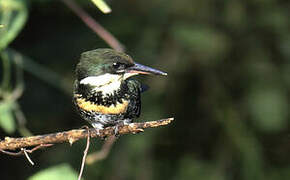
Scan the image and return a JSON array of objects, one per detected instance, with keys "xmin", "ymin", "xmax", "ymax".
[{"xmin": 0, "ymin": 118, "xmax": 173, "ymax": 151}]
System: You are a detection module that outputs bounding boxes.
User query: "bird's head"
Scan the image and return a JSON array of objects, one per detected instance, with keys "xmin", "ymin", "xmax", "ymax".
[{"xmin": 76, "ymin": 49, "xmax": 167, "ymax": 88}]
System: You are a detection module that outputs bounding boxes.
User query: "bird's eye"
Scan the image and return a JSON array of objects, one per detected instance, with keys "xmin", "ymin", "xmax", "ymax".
[
  {"xmin": 113, "ymin": 62, "xmax": 120, "ymax": 69},
  {"xmin": 113, "ymin": 62, "xmax": 125, "ymax": 70}
]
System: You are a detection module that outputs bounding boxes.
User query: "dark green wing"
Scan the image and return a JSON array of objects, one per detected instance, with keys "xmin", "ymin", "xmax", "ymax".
[{"xmin": 124, "ymin": 79, "xmax": 142, "ymax": 119}]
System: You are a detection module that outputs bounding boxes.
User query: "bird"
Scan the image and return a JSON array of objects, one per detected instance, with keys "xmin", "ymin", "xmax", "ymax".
[{"xmin": 73, "ymin": 48, "xmax": 167, "ymax": 135}]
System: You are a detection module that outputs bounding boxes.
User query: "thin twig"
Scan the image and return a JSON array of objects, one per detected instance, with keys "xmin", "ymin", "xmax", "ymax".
[
  {"xmin": 86, "ymin": 136, "xmax": 116, "ymax": 164},
  {"xmin": 0, "ymin": 149, "xmax": 23, "ymax": 156},
  {"xmin": 22, "ymin": 148, "xmax": 34, "ymax": 165},
  {"xmin": 78, "ymin": 128, "xmax": 90, "ymax": 180},
  {"xmin": 0, "ymin": 144, "xmax": 53, "ymax": 164},
  {"xmin": 0, "ymin": 118, "xmax": 174, "ymax": 151},
  {"xmin": 61, "ymin": 0, "xmax": 125, "ymax": 52},
  {"xmin": 26, "ymin": 144, "xmax": 54, "ymax": 153},
  {"xmin": 0, "ymin": 144, "xmax": 53, "ymax": 156}
]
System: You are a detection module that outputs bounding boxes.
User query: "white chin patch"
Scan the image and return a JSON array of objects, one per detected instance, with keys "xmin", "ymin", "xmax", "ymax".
[
  {"xmin": 80, "ymin": 72, "xmax": 139, "ymax": 95},
  {"xmin": 80, "ymin": 74, "xmax": 122, "ymax": 95},
  {"xmin": 80, "ymin": 74, "xmax": 120, "ymax": 86}
]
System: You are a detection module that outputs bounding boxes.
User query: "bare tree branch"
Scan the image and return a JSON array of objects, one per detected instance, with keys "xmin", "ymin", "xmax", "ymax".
[
  {"xmin": 0, "ymin": 118, "xmax": 173, "ymax": 151},
  {"xmin": 61, "ymin": 0, "xmax": 125, "ymax": 52}
]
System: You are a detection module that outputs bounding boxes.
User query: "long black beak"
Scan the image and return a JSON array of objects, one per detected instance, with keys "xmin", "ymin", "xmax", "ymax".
[{"xmin": 127, "ymin": 63, "xmax": 167, "ymax": 76}]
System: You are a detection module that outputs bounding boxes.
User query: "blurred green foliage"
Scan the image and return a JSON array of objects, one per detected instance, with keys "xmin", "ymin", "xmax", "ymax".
[
  {"xmin": 1, "ymin": 0, "xmax": 290, "ymax": 180},
  {"xmin": 0, "ymin": 0, "xmax": 27, "ymax": 51},
  {"xmin": 0, "ymin": 100, "xmax": 15, "ymax": 133},
  {"xmin": 0, "ymin": 0, "xmax": 27, "ymax": 135},
  {"xmin": 28, "ymin": 163, "xmax": 79, "ymax": 180}
]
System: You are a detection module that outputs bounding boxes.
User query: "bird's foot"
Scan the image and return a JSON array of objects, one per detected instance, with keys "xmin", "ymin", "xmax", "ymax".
[
  {"xmin": 91, "ymin": 123, "xmax": 106, "ymax": 139},
  {"xmin": 113, "ymin": 119, "xmax": 132, "ymax": 137},
  {"xmin": 113, "ymin": 124, "xmax": 121, "ymax": 137},
  {"xmin": 94, "ymin": 128, "xmax": 101, "ymax": 136}
]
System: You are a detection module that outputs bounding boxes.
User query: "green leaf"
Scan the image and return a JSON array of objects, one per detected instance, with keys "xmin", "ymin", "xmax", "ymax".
[
  {"xmin": 0, "ymin": 0, "xmax": 28, "ymax": 51},
  {"xmin": 28, "ymin": 164, "xmax": 79, "ymax": 180},
  {"xmin": 91, "ymin": 0, "xmax": 111, "ymax": 14},
  {"xmin": 0, "ymin": 101, "xmax": 15, "ymax": 134}
]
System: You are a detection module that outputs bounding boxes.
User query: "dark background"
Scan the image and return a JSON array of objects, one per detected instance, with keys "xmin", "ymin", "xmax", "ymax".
[{"xmin": 1, "ymin": 0, "xmax": 290, "ymax": 179}]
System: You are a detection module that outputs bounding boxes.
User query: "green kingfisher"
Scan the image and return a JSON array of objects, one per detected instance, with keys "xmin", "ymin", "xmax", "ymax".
[{"xmin": 73, "ymin": 48, "xmax": 167, "ymax": 135}]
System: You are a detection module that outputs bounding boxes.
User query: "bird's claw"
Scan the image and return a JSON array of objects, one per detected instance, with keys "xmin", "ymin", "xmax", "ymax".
[{"xmin": 113, "ymin": 125, "xmax": 121, "ymax": 137}]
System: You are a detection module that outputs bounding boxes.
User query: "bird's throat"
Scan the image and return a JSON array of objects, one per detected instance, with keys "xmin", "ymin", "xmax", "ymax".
[
  {"xmin": 80, "ymin": 74, "xmax": 123, "ymax": 95},
  {"xmin": 75, "ymin": 75, "xmax": 130, "ymax": 108}
]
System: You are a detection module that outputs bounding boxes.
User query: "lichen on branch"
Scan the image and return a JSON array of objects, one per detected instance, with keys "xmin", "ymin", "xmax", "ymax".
[{"xmin": 0, "ymin": 118, "xmax": 174, "ymax": 151}]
